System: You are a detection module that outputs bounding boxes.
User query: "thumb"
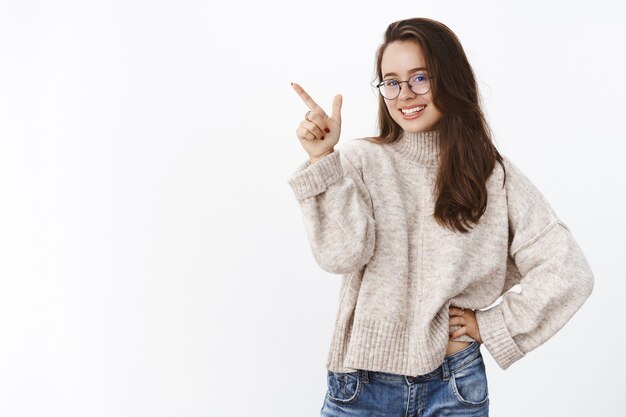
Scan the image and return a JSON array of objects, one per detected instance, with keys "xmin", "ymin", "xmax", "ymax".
[{"xmin": 331, "ymin": 94, "xmax": 342, "ymax": 123}]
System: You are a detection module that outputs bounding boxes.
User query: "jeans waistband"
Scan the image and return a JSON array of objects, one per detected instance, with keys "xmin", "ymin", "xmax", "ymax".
[{"xmin": 356, "ymin": 341, "xmax": 481, "ymax": 384}]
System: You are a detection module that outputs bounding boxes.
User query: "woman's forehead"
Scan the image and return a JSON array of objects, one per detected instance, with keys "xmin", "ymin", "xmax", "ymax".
[{"xmin": 381, "ymin": 41, "xmax": 427, "ymax": 77}]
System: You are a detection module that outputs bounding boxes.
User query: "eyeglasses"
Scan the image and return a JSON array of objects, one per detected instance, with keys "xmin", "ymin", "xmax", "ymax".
[{"xmin": 372, "ymin": 73, "xmax": 432, "ymax": 100}]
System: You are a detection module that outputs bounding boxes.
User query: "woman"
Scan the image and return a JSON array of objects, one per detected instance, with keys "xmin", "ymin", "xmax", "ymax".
[{"xmin": 287, "ymin": 17, "xmax": 594, "ymax": 416}]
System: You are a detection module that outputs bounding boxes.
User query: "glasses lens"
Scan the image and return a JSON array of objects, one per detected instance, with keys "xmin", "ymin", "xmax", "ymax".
[
  {"xmin": 381, "ymin": 80, "xmax": 400, "ymax": 99},
  {"xmin": 409, "ymin": 74, "xmax": 430, "ymax": 95}
]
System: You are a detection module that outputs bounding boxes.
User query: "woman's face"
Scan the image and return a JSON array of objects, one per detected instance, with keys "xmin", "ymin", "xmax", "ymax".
[{"xmin": 380, "ymin": 40, "xmax": 442, "ymax": 133}]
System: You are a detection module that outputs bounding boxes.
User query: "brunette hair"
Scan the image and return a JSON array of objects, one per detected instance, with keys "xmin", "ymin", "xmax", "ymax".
[{"xmin": 366, "ymin": 17, "xmax": 506, "ymax": 233}]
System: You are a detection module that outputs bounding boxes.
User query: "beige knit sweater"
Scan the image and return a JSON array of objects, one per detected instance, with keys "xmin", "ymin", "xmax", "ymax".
[{"xmin": 287, "ymin": 129, "xmax": 594, "ymax": 375}]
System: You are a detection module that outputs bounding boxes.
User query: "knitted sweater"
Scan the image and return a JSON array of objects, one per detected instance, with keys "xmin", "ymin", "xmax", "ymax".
[{"xmin": 287, "ymin": 129, "xmax": 594, "ymax": 376}]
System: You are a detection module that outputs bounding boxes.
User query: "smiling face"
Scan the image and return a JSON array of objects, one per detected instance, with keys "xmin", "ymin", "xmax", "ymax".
[{"xmin": 380, "ymin": 40, "xmax": 442, "ymax": 133}]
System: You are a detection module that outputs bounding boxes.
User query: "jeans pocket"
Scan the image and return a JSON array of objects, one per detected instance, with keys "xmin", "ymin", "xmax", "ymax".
[
  {"xmin": 326, "ymin": 370, "xmax": 362, "ymax": 405},
  {"xmin": 449, "ymin": 355, "xmax": 489, "ymax": 406}
]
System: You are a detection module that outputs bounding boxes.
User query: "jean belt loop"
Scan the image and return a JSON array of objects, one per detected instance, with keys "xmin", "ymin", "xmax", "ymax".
[{"xmin": 441, "ymin": 357, "xmax": 451, "ymax": 381}]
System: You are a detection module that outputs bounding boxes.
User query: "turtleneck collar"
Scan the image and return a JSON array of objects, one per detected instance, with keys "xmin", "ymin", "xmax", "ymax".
[{"xmin": 388, "ymin": 129, "xmax": 441, "ymax": 166}]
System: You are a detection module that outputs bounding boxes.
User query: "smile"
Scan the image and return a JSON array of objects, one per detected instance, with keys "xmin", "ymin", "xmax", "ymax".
[{"xmin": 400, "ymin": 105, "xmax": 426, "ymax": 115}]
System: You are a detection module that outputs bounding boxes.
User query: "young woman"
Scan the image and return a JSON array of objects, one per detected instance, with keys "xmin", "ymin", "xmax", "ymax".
[{"xmin": 287, "ymin": 17, "xmax": 594, "ymax": 416}]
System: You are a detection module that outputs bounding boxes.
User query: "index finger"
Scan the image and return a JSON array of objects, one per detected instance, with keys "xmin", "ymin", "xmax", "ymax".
[{"xmin": 291, "ymin": 82, "xmax": 321, "ymax": 111}]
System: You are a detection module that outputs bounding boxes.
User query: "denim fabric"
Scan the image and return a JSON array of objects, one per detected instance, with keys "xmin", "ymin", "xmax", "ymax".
[{"xmin": 320, "ymin": 341, "xmax": 489, "ymax": 417}]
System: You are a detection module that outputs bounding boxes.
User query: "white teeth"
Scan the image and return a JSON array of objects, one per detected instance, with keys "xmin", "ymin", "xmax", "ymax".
[{"xmin": 401, "ymin": 106, "xmax": 426, "ymax": 115}]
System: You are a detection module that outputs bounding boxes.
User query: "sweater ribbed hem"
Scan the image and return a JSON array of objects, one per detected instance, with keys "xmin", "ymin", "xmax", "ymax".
[
  {"xmin": 475, "ymin": 306, "xmax": 525, "ymax": 370},
  {"xmin": 325, "ymin": 311, "xmax": 476, "ymax": 376},
  {"xmin": 287, "ymin": 150, "xmax": 343, "ymax": 200}
]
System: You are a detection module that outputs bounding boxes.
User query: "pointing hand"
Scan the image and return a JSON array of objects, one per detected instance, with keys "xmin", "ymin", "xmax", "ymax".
[{"xmin": 291, "ymin": 82, "xmax": 342, "ymax": 161}]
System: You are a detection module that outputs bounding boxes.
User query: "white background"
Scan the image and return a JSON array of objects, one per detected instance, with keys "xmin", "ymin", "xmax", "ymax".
[{"xmin": 0, "ymin": 0, "xmax": 624, "ymax": 416}]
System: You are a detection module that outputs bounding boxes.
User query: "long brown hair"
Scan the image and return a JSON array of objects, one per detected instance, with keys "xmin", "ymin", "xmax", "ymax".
[{"xmin": 365, "ymin": 17, "xmax": 506, "ymax": 233}]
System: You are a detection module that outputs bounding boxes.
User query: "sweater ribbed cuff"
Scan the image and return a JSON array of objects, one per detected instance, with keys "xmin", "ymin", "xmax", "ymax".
[
  {"xmin": 475, "ymin": 306, "xmax": 525, "ymax": 370},
  {"xmin": 287, "ymin": 150, "xmax": 343, "ymax": 200}
]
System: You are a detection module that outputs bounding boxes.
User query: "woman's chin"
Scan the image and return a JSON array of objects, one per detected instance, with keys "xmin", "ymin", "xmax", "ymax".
[{"xmin": 396, "ymin": 118, "xmax": 438, "ymax": 133}]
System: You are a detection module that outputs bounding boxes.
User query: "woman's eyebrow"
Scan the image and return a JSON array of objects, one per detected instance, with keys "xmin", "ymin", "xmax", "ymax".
[{"xmin": 383, "ymin": 67, "xmax": 427, "ymax": 78}]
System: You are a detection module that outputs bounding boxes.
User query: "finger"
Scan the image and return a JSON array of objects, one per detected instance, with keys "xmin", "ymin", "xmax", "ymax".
[
  {"xmin": 449, "ymin": 327, "xmax": 467, "ymax": 338},
  {"xmin": 301, "ymin": 119, "xmax": 325, "ymax": 139},
  {"xmin": 449, "ymin": 307, "xmax": 463, "ymax": 316},
  {"xmin": 291, "ymin": 82, "xmax": 321, "ymax": 111},
  {"xmin": 306, "ymin": 109, "xmax": 331, "ymax": 134},
  {"xmin": 448, "ymin": 317, "xmax": 466, "ymax": 326},
  {"xmin": 331, "ymin": 94, "xmax": 342, "ymax": 122},
  {"xmin": 296, "ymin": 126, "xmax": 315, "ymax": 141}
]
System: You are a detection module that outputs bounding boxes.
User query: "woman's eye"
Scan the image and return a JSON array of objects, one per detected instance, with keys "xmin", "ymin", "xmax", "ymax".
[
  {"xmin": 385, "ymin": 80, "xmax": 399, "ymax": 86},
  {"xmin": 413, "ymin": 75, "xmax": 427, "ymax": 82}
]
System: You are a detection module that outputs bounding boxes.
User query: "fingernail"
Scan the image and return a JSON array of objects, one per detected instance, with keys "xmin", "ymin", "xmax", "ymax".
[{"xmin": 324, "ymin": 127, "xmax": 330, "ymax": 133}]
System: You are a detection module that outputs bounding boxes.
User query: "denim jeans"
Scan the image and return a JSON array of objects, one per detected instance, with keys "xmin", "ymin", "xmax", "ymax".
[{"xmin": 320, "ymin": 340, "xmax": 489, "ymax": 417}]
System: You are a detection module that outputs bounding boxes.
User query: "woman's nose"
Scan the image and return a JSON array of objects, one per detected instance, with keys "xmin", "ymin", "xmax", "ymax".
[{"xmin": 398, "ymin": 82, "xmax": 416, "ymax": 99}]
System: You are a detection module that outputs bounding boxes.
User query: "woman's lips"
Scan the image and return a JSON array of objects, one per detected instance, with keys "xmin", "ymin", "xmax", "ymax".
[{"xmin": 400, "ymin": 105, "xmax": 426, "ymax": 120}]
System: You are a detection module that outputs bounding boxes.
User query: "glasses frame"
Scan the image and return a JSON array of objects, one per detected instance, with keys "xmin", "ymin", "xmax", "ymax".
[{"xmin": 372, "ymin": 73, "xmax": 433, "ymax": 100}]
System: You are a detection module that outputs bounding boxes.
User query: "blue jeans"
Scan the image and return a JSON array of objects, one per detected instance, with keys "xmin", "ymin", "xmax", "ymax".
[{"xmin": 320, "ymin": 341, "xmax": 489, "ymax": 417}]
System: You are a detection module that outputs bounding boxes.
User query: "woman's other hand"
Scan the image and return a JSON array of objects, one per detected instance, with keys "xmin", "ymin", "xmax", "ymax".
[
  {"xmin": 449, "ymin": 306, "xmax": 483, "ymax": 344},
  {"xmin": 291, "ymin": 82, "xmax": 342, "ymax": 161}
]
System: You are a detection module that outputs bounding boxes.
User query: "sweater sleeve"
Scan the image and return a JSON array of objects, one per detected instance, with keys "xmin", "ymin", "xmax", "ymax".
[
  {"xmin": 474, "ymin": 156, "xmax": 594, "ymax": 370},
  {"xmin": 287, "ymin": 147, "xmax": 376, "ymax": 274}
]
